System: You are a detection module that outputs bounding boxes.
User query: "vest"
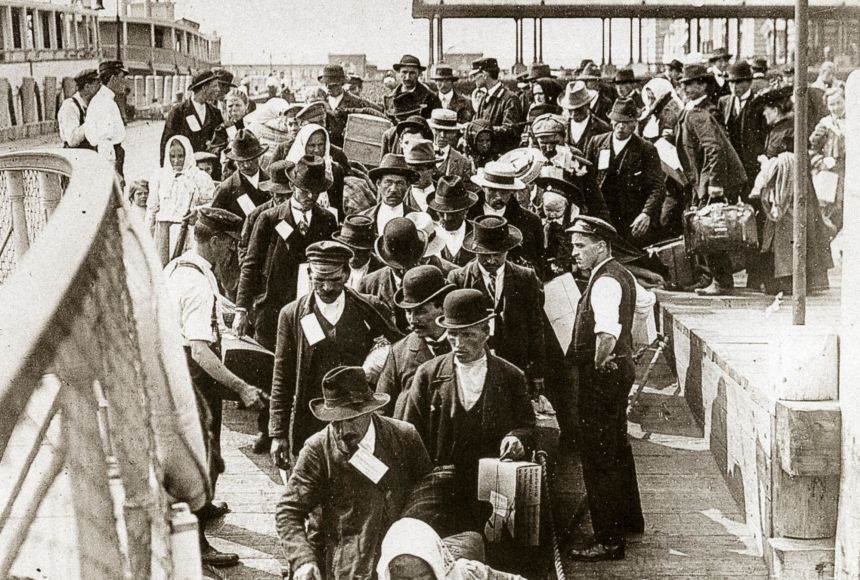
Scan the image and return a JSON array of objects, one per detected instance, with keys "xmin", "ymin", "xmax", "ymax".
[
  {"xmin": 61, "ymin": 97, "xmax": 95, "ymax": 150},
  {"xmin": 570, "ymin": 259, "xmax": 635, "ymax": 364}
]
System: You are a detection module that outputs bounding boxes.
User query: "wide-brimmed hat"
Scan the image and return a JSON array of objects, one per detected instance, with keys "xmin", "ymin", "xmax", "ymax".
[
  {"xmin": 680, "ymin": 64, "xmax": 713, "ymax": 84},
  {"xmin": 534, "ymin": 165, "xmax": 584, "ymax": 205},
  {"xmin": 565, "ymin": 215, "xmax": 619, "ymax": 241},
  {"xmin": 527, "ymin": 63, "xmax": 555, "ymax": 81},
  {"xmin": 404, "ymin": 139, "xmax": 444, "ymax": 166},
  {"xmin": 309, "ymin": 366, "xmax": 389, "ymax": 422},
  {"xmin": 463, "ymin": 215, "xmax": 523, "ymax": 254},
  {"xmin": 318, "ymin": 64, "xmax": 348, "ymax": 84},
  {"xmin": 189, "ymin": 69, "xmax": 218, "ymax": 92},
  {"xmin": 428, "ymin": 108, "xmax": 464, "ymax": 131},
  {"xmin": 427, "ymin": 175, "xmax": 478, "ymax": 213},
  {"xmin": 333, "ymin": 214, "xmax": 376, "ymax": 250},
  {"xmin": 470, "ymin": 161, "xmax": 526, "ymax": 191},
  {"xmin": 386, "ymin": 91, "xmax": 427, "ymax": 120},
  {"xmin": 406, "ymin": 212, "xmax": 446, "ymax": 257},
  {"xmin": 727, "ymin": 61, "xmax": 753, "ymax": 82},
  {"xmin": 98, "ymin": 60, "xmax": 129, "ymax": 78},
  {"xmin": 393, "ymin": 54, "xmax": 426, "ymax": 72},
  {"xmin": 394, "ymin": 265, "xmax": 455, "ymax": 309},
  {"xmin": 287, "ymin": 154, "xmax": 333, "ymax": 194},
  {"xmin": 708, "ymin": 48, "xmax": 733, "ymax": 63},
  {"xmin": 74, "ymin": 68, "xmax": 99, "ymax": 85},
  {"xmin": 396, "ymin": 115, "xmax": 433, "ymax": 139},
  {"xmin": 497, "ymin": 148, "xmax": 548, "ymax": 185},
  {"xmin": 431, "ymin": 65, "xmax": 457, "ymax": 81},
  {"xmin": 577, "ymin": 63, "xmax": 602, "ymax": 81},
  {"xmin": 368, "ymin": 154, "xmax": 419, "ymax": 182},
  {"xmin": 750, "ymin": 57, "xmax": 768, "ymax": 74},
  {"xmin": 608, "ymin": 98, "xmax": 638, "ymax": 122},
  {"xmin": 259, "ymin": 159, "xmax": 294, "ymax": 194},
  {"xmin": 225, "ymin": 129, "xmax": 268, "ymax": 161},
  {"xmin": 212, "ymin": 68, "xmax": 237, "ymax": 88},
  {"xmin": 374, "ymin": 217, "xmax": 427, "ymax": 270},
  {"xmin": 758, "ymin": 85, "xmax": 793, "ymax": 108},
  {"xmin": 558, "ymin": 81, "xmax": 593, "ymax": 110},
  {"xmin": 612, "ymin": 68, "xmax": 638, "ymax": 85},
  {"xmin": 435, "ymin": 289, "xmax": 495, "ymax": 329}
]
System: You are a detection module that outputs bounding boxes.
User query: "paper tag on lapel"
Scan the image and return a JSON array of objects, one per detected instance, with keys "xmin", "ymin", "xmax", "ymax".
[
  {"xmin": 300, "ymin": 313, "xmax": 326, "ymax": 346},
  {"xmin": 226, "ymin": 124, "xmax": 238, "ymax": 139},
  {"xmin": 349, "ymin": 447, "xmax": 389, "ymax": 484},
  {"xmin": 598, "ymin": 149, "xmax": 610, "ymax": 170},
  {"xmin": 185, "ymin": 114, "xmax": 202, "ymax": 132},
  {"xmin": 237, "ymin": 194, "xmax": 256, "ymax": 216},
  {"xmin": 275, "ymin": 220, "xmax": 294, "ymax": 240}
]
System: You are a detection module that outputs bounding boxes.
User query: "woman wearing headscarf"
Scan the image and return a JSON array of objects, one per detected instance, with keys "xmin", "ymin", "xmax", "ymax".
[
  {"xmin": 377, "ymin": 518, "xmax": 525, "ymax": 580},
  {"xmin": 285, "ymin": 123, "xmax": 345, "ymax": 218},
  {"xmin": 463, "ymin": 120, "xmax": 497, "ymax": 171},
  {"xmin": 146, "ymin": 135, "xmax": 215, "ymax": 265},
  {"xmin": 243, "ymin": 97, "xmax": 292, "ymax": 155},
  {"xmin": 639, "ymin": 77, "xmax": 684, "ymax": 141}
]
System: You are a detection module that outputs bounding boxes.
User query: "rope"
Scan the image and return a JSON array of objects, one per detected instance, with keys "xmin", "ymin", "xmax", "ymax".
[{"xmin": 536, "ymin": 451, "xmax": 566, "ymax": 580}]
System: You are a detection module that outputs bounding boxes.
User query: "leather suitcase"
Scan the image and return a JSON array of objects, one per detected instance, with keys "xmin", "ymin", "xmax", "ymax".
[
  {"xmin": 683, "ymin": 202, "xmax": 759, "ymax": 255},
  {"xmin": 645, "ymin": 236, "xmax": 695, "ymax": 289}
]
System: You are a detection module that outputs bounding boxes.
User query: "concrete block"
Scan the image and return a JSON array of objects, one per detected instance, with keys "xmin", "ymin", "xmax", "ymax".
[
  {"xmin": 145, "ymin": 75, "xmax": 156, "ymax": 105},
  {"xmin": 776, "ymin": 400, "xmax": 841, "ymax": 476},
  {"xmin": 20, "ymin": 77, "xmax": 36, "ymax": 124},
  {"xmin": 769, "ymin": 330, "xmax": 838, "ymax": 401},
  {"xmin": 162, "ymin": 75, "xmax": 173, "ymax": 105},
  {"xmin": 43, "ymin": 76, "xmax": 57, "ymax": 121},
  {"xmin": 0, "ymin": 78, "xmax": 12, "ymax": 129},
  {"xmin": 774, "ymin": 470, "xmax": 839, "ymax": 539},
  {"xmin": 133, "ymin": 76, "xmax": 145, "ymax": 108},
  {"xmin": 61, "ymin": 76, "xmax": 76, "ymax": 99},
  {"xmin": 768, "ymin": 537, "xmax": 834, "ymax": 580},
  {"xmin": 153, "ymin": 76, "xmax": 164, "ymax": 105}
]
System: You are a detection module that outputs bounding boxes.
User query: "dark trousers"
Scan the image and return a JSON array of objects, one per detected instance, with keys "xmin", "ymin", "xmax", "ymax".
[{"xmin": 575, "ymin": 358, "xmax": 644, "ymax": 544}]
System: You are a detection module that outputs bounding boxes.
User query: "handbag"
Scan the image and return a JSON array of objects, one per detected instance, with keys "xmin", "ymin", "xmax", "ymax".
[{"xmin": 683, "ymin": 201, "xmax": 759, "ymax": 254}]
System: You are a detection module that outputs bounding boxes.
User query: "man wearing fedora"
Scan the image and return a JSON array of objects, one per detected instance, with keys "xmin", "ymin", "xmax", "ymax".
[
  {"xmin": 403, "ymin": 138, "xmax": 444, "ymax": 213},
  {"xmin": 269, "ymin": 241, "xmax": 400, "ymax": 470},
  {"xmin": 382, "ymin": 112, "xmax": 434, "ymax": 157},
  {"xmin": 332, "ymin": 214, "xmax": 384, "ymax": 289},
  {"xmin": 429, "ymin": 109, "xmax": 472, "ymax": 182},
  {"xmin": 431, "ymin": 64, "xmax": 473, "ymax": 124},
  {"xmin": 447, "ymin": 216, "xmax": 547, "ymax": 392},
  {"xmin": 585, "ymin": 98, "xmax": 666, "ymax": 247},
  {"xmin": 521, "ymin": 62, "xmax": 556, "ymax": 114},
  {"xmin": 211, "ymin": 129, "xmax": 271, "ymax": 218},
  {"xmin": 401, "ymin": 288, "xmax": 535, "ymax": 531},
  {"xmin": 577, "ymin": 63, "xmax": 613, "ymax": 122},
  {"xmin": 566, "ymin": 215, "xmax": 644, "ymax": 562},
  {"xmin": 277, "ymin": 366, "xmax": 431, "ymax": 580},
  {"xmin": 360, "ymin": 154, "xmax": 420, "ymax": 235},
  {"xmin": 160, "ymin": 69, "xmax": 229, "ymax": 166},
  {"xmin": 468, "ymin": 161, "xmax": 545, "ymax": 274},
  {"xmin": 377, "ymin": 265, "xmax": 455, "ymax": 417},
  {"xmin": 559, "ymin": 81, "xmax": 611, "ymax": 152},
  {"xmin": 471, "ymin": 57, "xmax": 524, "ymax": 155},
  {"xmin": 612, "ymin": 69, "xmax": 645, "ymax": 111},
  {"xmin": 677, "ymin": 63, "xmax": 747, "ymax": 295},
  {"xmin": 661, "ymin": 59, "xmax": 684, "ymax": 88},
  {"xmin": 237, "ymin": 159, "xmax": 293, "ymax": 266},
  {"xmin": 319, "ymin": 64, "xmax": 385, "ymax": 148},
  {"xmin": 381, "ymin": 91, "xmax": 429, "ymax": 155},
  {"xmin": 430, "ymin": 175, "xmax": 479, "ymax": 267},
  {"xmin": 84, "ymin": 60, "xmax": 129, "ymax": 178},
  {"xmin": 384, "ymin": 54, "xmax": 441, "ymax": 121}
]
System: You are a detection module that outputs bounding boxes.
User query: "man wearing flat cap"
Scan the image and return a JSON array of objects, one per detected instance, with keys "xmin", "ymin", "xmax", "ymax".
[
  {"xmin": 565, "ymin": 215, "xmax": 644, "ymax": 562},
  {"xmin": 269, "ymin": 241, "xmax": 401, "ymax": 471},
  {"xmin": 585, "ymin": 98, "xmax": 666, "ymax": 247},
  {"xmin": 164, "ymin": 207, "xmax": 269, "ymax": 568},
  {"xmin": 58, "ymin": 68, "xmax": 100, "ymax": 150},
  {"xmin": 431, "ymin": 64, "xmax": 473, "ymax": 124},
  {"xmin": 84, "ymin": 60, "xmax": 129, "ymax": 177},
  {"xmin": 401, "ymin": 288, "xmax": 535, "ymax": 531},
  {"xmin": 384, "ymin": 54, "xmax": 442, "ymax": 121},
  {"xmin": 277, "ymin": 366, "xmax": 431, "ymax": 580},
  {"xmin": 471, "ymin": 56, "xmax": 524, "ymax": 155},
  {"xmin": 161, "ymin": 68, "xmax": 228, "ymax": 165}
]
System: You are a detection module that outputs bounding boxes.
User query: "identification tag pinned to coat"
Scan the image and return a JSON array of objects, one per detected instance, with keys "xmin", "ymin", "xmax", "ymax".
[
  {"xmin": 275, "ymin": 220, "xmax": 294, "ymax": 240},
  {"xmin": 598, "ymin": 149, "xmax": 610, "ymax": 170},
  {"xmin": 237, "ymin": 194, "xmax": 256, "ymax": 216},
  {"xmin": 185, "ymin": 115, "xmax": 202, "ymax": 132},
  {"xmin": 349, "ymin": 447, "xmax": 389, "ymax": 484},
  {"xmin": 300, "ymin": 313, "xmax": 326, "ymax": 346}
]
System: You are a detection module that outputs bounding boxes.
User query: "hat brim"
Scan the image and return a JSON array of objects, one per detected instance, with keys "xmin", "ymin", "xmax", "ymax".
[
  {"xmin": 309, "ymin": 393, "xmax": 390, "ymax": 422},
  {"xmin": 318, "ymin": 75, "xmax": 348, "ymax": 84},
  {"xmin": 189, "ymin": 76, "xmax": 217, "ymax": 92},
  {"xmin": 225, "ymin": 144, "xmax": 269, "ymax": 161},
  {"xmin": 608, "ymin": 111, "xmax": 637, "ymax": 123},
  {"xmin": 558, "ymin": 95, "xmax": 592, "ymax": 110},
  {"xmin": 577, "ymin": 74, "xmax": 601, "ymax": 81},
  {"xmin": 395, "ymin": 120, "xmax": 429, "ymax": 135},
  {"xmin": 435, "ymin": 311, "xmax": 496, "ymax": 330},
  {"xmin": 427, "ymin": 191, "xmax": 479, "ymax": 213},
  {"xmin": 259, "ymin": 180, "xmax": 293, "ymax": 194},
  {"xmin": 374, "ymin": 230, "xmax": 428, "ymax": 270},
  {"xmin": 287, "ymin": 170, "xmax": 334, "ymax": 195},
  {"xmin": 469, "ymin": 174, "xmax": 526, "ymax": 191},
  {"xmin": 331, "ymin": 232, "xmax": 375, "ymax": 250},
  {"xmin": 534, "ymin": 176, "xmax": 583, "ymax": 199},
  {"xmin": 709, "ymin": 54, "xmax": 733, "ymax": 62},
  {"xmin": 368, "ymin": 166, "xmax": 420, "ymax": 182},
  {"xmin": 393, "ymin": 281, "xmax": 456, "ymax": 309},
  {"xmin": 406, "ymin": 155, "xmax": 446, "ymax": 166},
  {"xmin": 393, "ymin": 63, "xmax": 427, "ymax": 72},
  {"xmin": 428, "ymin": 120, "xmax": 465, "ymax": 131},
  {"xmin": 430, "ymin": 74, "xmax": 457, "ymax": 81},
  {"xmin": 462, "ymin": 226, "xmax": 523, "ymax": 254},
  {"xmin": 527, "ymin": 74, "xmax": 557, "ymax": 81},
  {"xmin": 680, "ymin": 74, "xmax": 713, "ymax": 84}
]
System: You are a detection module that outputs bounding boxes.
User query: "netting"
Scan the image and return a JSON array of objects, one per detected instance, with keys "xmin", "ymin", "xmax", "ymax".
[
  {"xmin": 0, "ymin": 169, "xmax": 54, "ymax": 285},
  {"xmin": 0, "ymin": 174, "xmax": 15, "ymax": 285}
]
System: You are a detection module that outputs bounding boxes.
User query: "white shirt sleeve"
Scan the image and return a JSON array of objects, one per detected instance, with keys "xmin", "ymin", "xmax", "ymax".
[
  {"xmin": 167, "ymin": 268, "xmax": 218, "ymax": 344},
  {"xmin": 84, "ymin": 88, "xmax": 125, "ymax": 162},
  {"xmin": 590, "ymin": 276, "xmax": 623, "ymax": 339},
  {"xmin": 57, "ymin": 98, "xmax": 86, "ymax": 146}
]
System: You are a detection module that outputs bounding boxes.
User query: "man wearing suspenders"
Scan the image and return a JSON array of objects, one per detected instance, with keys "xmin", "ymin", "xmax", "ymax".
[{"xmin": 57, "ymin": 68, "xmax": 100, "ymax": 150}]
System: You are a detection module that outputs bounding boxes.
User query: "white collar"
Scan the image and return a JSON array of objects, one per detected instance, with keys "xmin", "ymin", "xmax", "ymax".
[
  {"xmin": 437, "ymin": 222, "xmax": 466, "ymax": 254},
  {"xmin": 483, "ymin": 203, "xmax": 506, "ymax": 217},
  {"xmin": 478, "ymin": 262, "xmax": 505, "ymax": 281},
  {"xmin": 377, "ymin": 203, "xmax": 404, "ymax": 233},
  {"xmin": 454, "ymin": 353, "xmax": 488, "ymax": 411},
  {"xmin": 357, "ymin": 418, "xmax": 376, "ymax": 453},
  {"xmin": 612, "ymin": 134, "xmax": 632, "ymax": 153},
  {"xmin": 455, "ymin": 353, "xmax": 487, "ymax": 369},
  {"xmin": 328, "ymin": 92, "xmax": 344, "ymax": 109},
  {"xmin": 291, "ymin": 203, "xmax": 312, "ymax": 224},
  {"xmin": 588, "ymin": 257, "xmax": 613, "ymax": 283},
  {"xmin": 242, "ymin": 171, "xmax": 260, "ymax": 188},
  {"xmin": 315, "ymin": 291, "xmax": 346, "ymax": 325},
  {"xmin": 486, "ymin": 82, "xmax": 503, "ymax": 99}
]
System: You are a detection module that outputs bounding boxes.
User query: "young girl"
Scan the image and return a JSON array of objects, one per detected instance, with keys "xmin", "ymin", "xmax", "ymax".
[
  {"xmin": 127, "ymin": 179, "xmax": 149, "ymax": 225},
  {"xmin": 146, "ymin": 135, "xmax": 215, "ymax": 265}
]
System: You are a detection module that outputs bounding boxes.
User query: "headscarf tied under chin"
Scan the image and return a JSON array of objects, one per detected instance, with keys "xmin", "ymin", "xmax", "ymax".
[
  {"xmin": 286, "ymin": 123, "xmax": 333, "ymax": 177},
  {"xmin": 376, "ymin": 518, "xmax": 454, "ymax": 580},
  {"xmin": 162, "ymin": 134, "xmax": 196, "ymax": 175}
]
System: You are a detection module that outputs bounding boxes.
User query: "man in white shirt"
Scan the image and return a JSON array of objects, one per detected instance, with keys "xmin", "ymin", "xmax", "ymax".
[
  {"xmin": 559, "ymin": 81, "xmax": 610, "ymax": 152},
  {"xmin": 428, "ymin": 109, "xmax": 472, "ymax": 182},
  {"xmin": 429, "ymin": 175, "xmax": 478, "ymax": 267},
  {"xmin": 58, "ymin": 68, "xmax": 100, "ymax": 149},
  {"xmin": 84, "ymin": 60, "xmax": 128, "ymax": 178},
  {"xmin": 360, "ymin": 154, "xmax": 420, "ymax": 235},
  {"xmin": 403, "ymin": 139, "xmax": 442, "ymax": 212},
  {"xmin": 566, "ymin": 215, "xmax": 643, "ymax": 562}
]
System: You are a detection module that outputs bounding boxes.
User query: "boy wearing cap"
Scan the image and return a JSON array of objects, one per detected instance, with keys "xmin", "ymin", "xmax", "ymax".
[
  {"xmin": 277, "ymin": 366, "xmax": 431, "ymax": 580},
  {"xmin": 84, "ymin": 61, "xmax": 129, "ymax": 177},
  {"xmin": 58, "ymin": 68, "xmax": 100, "ymax": 150},
  {"xmin": 471, "ymin": 57, "xmax": 524, "ymax": 155},
  {"xmin": 160, "ymin": 69, "xmax": 228, "ymax": 165}
]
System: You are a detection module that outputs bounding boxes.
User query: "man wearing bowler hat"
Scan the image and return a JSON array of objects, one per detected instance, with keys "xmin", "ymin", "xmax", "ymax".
[
  {"xmin": 611, "ymin": 68, "xmax": 644, "ymax": 111},
  {"xmin": 269, "ymin": 241, "xmax": 399, "ymax": 470},
  {"xmin": 211, "ymin": 129, "xmax": 271, "ymax": 219},
  {"xmin": 566, "ymin": 215, "xmax": 644, "ymax": 562},
  {"xmin": 431, "ymin": 64, "xmax": 473, "ymax": 124},
  {"xmin": 160, "ymin": 69, "xmax": 228, "ymax": 165},
  {"xmin": 429, "ymin": 109, "xmax": 472, "ymax": 182},
  {"xmin": 447, "ymin": 216, "xmax": 547, "ymax": 393},
  {"xmin": 401, "ymin": 288, "xmax": 535, "ymax": 531},
  {"xmin": 471, "ymin": 57, "xmax": 524, "ymax": 155},
  {"xmin": 718, "ymin": 61, "xmax": 767, "ymax": 200},
  {"xmin": 430, "ymin": 175, "xmax": 479, "ymax": 267},
  {"xmin": 84, "ymin": 60, "xmax": 129, "ymax": 178},
  {"xmin": 361, "ymin": 154, "xmax": 421, "ymax": 235},
  {"xmin": 332, "ymin": 214, "xmax": 384, "ymax": 289},
  {"xmin": 559, "ymin": 81, "xmax": 611, "ymax": 152},
  {"xmin": 319, "ymin": 64, "xmax": 385, "ymax": 148},
  {"xmin": 585, "ymin": 98, "xmax": 666, "ymax": 247},
  {"xmin": 377, "ymin": 265, "xmax": 455, "ymax": 417},
  {"xmin": 277, "ymin": 366, "xmax": 431, "ymax": 580},
  {"xmin": 384, "ymin": 54, "xmax": 441, "ymax": 121}
]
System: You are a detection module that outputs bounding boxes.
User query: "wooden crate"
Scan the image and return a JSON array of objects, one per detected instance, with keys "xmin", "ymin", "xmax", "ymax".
[{"xmin": 343, "ymin": 113, "xmax": 392, "ymax": 168}]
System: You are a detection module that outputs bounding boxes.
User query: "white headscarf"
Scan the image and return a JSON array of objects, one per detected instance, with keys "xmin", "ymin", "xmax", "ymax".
[
  {"xmin": 244, "ymin": 97, "xmax": 290, "ymax": 127},
  {"xmin": 147, "ymin": 135, "xmax": 214, "ymax": 225},
  {"xmin": 377, "ymin": 518, "xmax": 452, "ymax": 580},
  {"xmin": 640, "ymin": 78, "xmax": 684, "ymax": 138},
  {"xmin": 286, "ymin": 123, "xmax": 334, "ymax": 175}
]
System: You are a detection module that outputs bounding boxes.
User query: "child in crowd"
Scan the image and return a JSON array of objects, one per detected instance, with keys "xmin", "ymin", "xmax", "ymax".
[
  {"xmin": 542, "ymin": 190, "xmax": 573, "ymax": 277},
  {"xmin": 126, "ymin": 179, "xmax": 149, "ymax": 225}
]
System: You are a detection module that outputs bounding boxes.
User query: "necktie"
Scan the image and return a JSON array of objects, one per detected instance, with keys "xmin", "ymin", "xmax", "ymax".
[
  {"xmin": 426, "ymin": 337, "xmax": 451, "ymax": 356},
  {"xmin": 297, "ymin": 212, "xmax": 309, "ymax": 235},
  {"xmin": 486, "ymin": 275, "xmax": 496, "ymax": 305}
]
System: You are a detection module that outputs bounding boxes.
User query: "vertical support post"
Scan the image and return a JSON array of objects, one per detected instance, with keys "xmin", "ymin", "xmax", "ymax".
[
  {"xmin": 39, "ymin": 172, "xmax": 62, "ymax": 218},
  {"xmin": 601, "ymin": 18, "xmax": 606, "ymax": 65},
  {"xmin": 784, "ymin": 18, "xmax": 790, "ymax": 64},
  {"xmin": 514, "ymin": 19, "xmax": 520, "ymax": 66},
  {"xmin": 696, "ymin": 18, "xmax": 701, "ymax": 51},
  {"xmin": 538, "ymin": 17, "xmax": 543, "ymax": 62},
  {"xmin": 629, "ymin": 17, "xmax": 634, "ymax": 64},
  {"xmin": 792, "ymin": 0, "xmax": 808, "ymax": 325},
  {"xmin": 773, "ymin": 18, "xmax": 778, "ymax": 64},
  {"xmin": 684, "ymin": 18, "xmax": 691, "ymax": 53},
  {"xmin": 736, "ymin": 18, "xmax": 742, "ymax": 59},
  {"xmin": 437, "ymin": 16, "xmax": 443, "ymax": 63},
  {"xmin": 427, "ymin": 17, "xmax": 434, "ymax": 69},
  {"xmin": 608, "ymin": 18, "xmax": 613, "ymax": 65},
  {"xmin": 8, "ymin": 171, "xmax": 30, "ymax": 258},
  {"xmin": 638, "ymin": 18, "xmax": 642, "ymax": 63},
  {"xmin": 532, "ymin": 18, "xmax": 537, "ymax": 63}
]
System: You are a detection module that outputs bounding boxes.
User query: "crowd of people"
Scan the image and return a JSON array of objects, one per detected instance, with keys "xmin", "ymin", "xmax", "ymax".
[{"xmin": 56, "ymin": 47, "xmax": 845, "ymax": 578}]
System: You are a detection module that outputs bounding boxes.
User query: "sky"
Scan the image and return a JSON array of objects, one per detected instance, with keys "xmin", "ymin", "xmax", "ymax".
[{"xmin": 103, "ymin": 0, "xmax": 639, "ymax": 68}]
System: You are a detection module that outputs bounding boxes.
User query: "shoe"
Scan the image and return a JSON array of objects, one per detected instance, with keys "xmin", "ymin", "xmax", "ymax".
[
  {"xmin": 252, "ymin": 432, "xmax": 271, "ymax": 455},
  {"xmin": 198, "ymin": 500, "xmax": 230, "ymax": 521},
  {"xmin": 201, "ymin": 545, "xmax": 239, "ymax": 567},
  {"xmin": 695, "ymin": 281, "xmax": 733, "ymax": 296},
  {"xmin": 567, "ymin": 541, "xmax": 625, "ymax": 561}
]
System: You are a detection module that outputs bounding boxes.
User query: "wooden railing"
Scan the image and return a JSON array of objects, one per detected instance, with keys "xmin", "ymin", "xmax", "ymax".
[{"xmin": 0, "ymin": 150, "xmax": 210, "ymax": 578}]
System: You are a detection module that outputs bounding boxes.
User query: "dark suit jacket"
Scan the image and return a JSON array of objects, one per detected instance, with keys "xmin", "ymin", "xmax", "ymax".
[
  {"xmin": 718, "ymin": 90, "xmax": 766, "ymax": 194},
  {"xmin": 467, "ymin": 200, "xmax": 545, "ymax": 275},
  {"xmin": 590, "ymin": 92, "xmax": 614, "ymax": 123},
  {"xmin": 211, "ymin": 168, "xmax": 271, "ymax": 218},
  {"xmin": 376, "ymin": 331, "xmax": 435, "ymax": 417},
  {"xmin": 438, "ymin": 224, "xmax": 475, "ymax": 268},
  {"xmin": 442, "ymin": 90, "xmax": 474, "ymax": 124},
  {"xmin": 476, "ymin": 83, "xmax": 524, "ymax": 154},
  {"xmin": 439, "ymin": 147, "xmax": 473, "ymax": 182},
  {"xmin": 384, "ymin": 82, "xmax": 442, "ymax": 120},
  {"xmin": 276, "ymin": 414, "xmax": 431, "ymax": 579},
  {"xmin": 160, "ymin": 99, "xmax": 223, "ymax": 163},
  {"xmin": 586, "ymin": 132, "xmax": 666, "ymax": 240},
  {"xmin": 447, "ymin": 260, "xmax": 546, "ymax": 380},
  {"xmin": 568, "ymin": 114, "xmax": 611, "ymax": 152},
  {"xmin": 675, "ymin": 102, "xmax": 747, "ymax": 202},
  {"xmin": 401, "ymin": 352, "xmax": 536, "ymax": 467}
]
